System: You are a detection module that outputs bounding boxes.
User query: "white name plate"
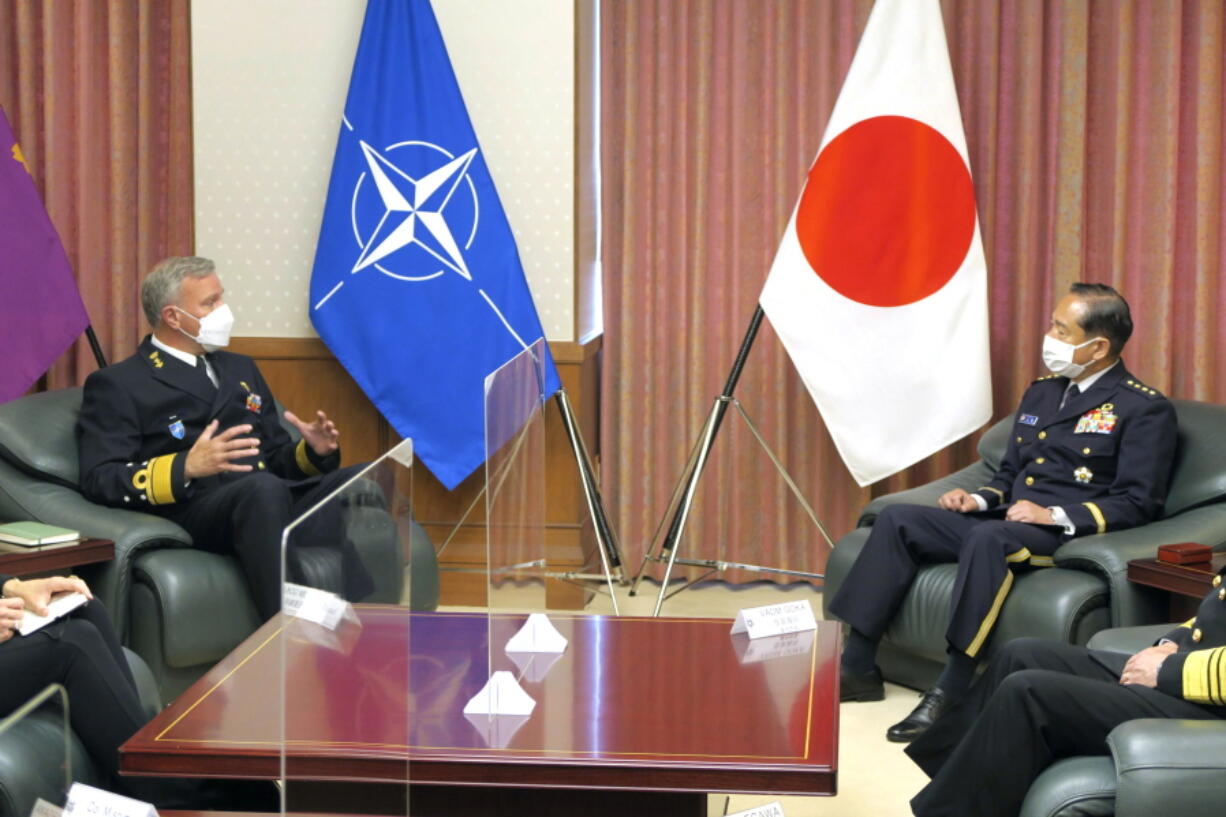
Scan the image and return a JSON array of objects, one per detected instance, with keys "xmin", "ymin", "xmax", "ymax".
[
  {"xmin": 283, "ymin": 583, "xmax": 350, "ymax": 630},
  {"xmin": 729, "ymin": 599, "xmax": 817, "ymax": 639},
  {"xmin": 727, "ymin": 801, "xmax": 785, "ymax": 817},
  {"xmin": 63, "ymin": 783, "xmax": 156, "ymax": 817}
]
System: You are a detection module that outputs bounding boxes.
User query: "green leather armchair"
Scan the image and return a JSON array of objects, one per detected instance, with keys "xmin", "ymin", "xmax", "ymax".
[
  {"xmin": 823, "ymin": 399, "xmax": 1226, "ymax": 690},
  {"xmin": 0, "ymin": 388, "xmax": 440, "ymax": 702},
  {"xmin": 1019, "ymin": 624, "xmax": 1226, "ymax": 817},
  {"xmin": 0, "ymin": 649, "xmax": 160, "ymax": 817}
]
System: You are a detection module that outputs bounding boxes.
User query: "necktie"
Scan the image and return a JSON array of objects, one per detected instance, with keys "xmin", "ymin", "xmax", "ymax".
[
  {"xmin": 196, "ymin": 355, "xmax": 217, "ymax": 391},
  {"xmin": 1060, "ymin": 383, "xmax": 1080, "ymax": 410}
]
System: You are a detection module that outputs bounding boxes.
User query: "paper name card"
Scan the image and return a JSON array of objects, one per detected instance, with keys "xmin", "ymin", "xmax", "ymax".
[
  {"xmin": 727, "ymin": 802, "xmax": 785, "ymax": 817},
  {"xmin": 463, "ymin": 670, "xmax": 537, "ymax": 717},
  {"xmin": 30, "ymin": 798, "xmax": 64, "ymax": 817},
  {"xmin": 729, "ymin": 600, "xmax": 817, "ymax": 639},
  {"xmin": 20, "ymin": 592, "xmax": 89, "ymax": 637},
  {"xmin": 282, "ymin": 583, "xmax": 349, "ymax": 630},
  {"xmin": 504, "ymin": 613, "xmax": 568, "ymax": 654},
  {"xmin": 63, "ymin": 783, "xmax": 156, "ymax": 817}
]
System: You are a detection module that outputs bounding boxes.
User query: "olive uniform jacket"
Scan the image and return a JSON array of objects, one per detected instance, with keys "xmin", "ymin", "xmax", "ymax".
[
  {"xmin": 77, "ymin": 336, "xmax": 337, "ymax": 511},
  {"xmin": 972, "ymin": 361, "xmax": 1177, "ymax": 538}
]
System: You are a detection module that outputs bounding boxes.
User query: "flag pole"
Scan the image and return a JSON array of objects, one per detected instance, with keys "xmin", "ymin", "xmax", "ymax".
[
  {"xmin": 629, "ymin": 305, "xmax": 833, "ymax": 615},
  {"xmin": 83, "ymin": 325, "xmax": 107, "ymax": 369}
]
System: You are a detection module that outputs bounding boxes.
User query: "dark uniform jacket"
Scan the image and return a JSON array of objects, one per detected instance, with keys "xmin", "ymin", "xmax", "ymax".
[
  {"xmin": 78, "ymin": 336, "xmax": 337, "ymax": 510},
  {"xmin": 1157, "ymin": 567, "xmax": 1226, "ymax": 709},
  {"xmin": 971, "ymin": 361, "xmax": 1177, "ymax": 538}
]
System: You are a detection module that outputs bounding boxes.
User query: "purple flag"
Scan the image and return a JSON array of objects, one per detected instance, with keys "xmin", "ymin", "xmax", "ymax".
[{"xmin": 0, "ymin": 106, "xmax": 89, "ymax": 402}]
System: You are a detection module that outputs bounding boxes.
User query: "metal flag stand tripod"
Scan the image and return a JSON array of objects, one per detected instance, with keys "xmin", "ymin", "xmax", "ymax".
[
  {"xmin": 629, "ymin": 306, "xmax": 836, "ymax": 616},
  {"xmin": 435, "ymin": 388, "xmax": 626, "ymax": 614}
]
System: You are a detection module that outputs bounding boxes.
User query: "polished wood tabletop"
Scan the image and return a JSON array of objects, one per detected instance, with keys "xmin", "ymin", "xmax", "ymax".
[
  {"xmin": 0, "ymin": 537, "xmax": 113, "ymax": 576},
  {"xmin": 123, "ymin": 608, "xmax": 839, "ymax": 799}
]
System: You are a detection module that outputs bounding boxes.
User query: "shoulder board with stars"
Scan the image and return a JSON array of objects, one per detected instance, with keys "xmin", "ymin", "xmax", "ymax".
[
  {"xmin": 1032, "ymin": 373, "xmax": 1061, "ymax": 383},
  {"xmin": 1123, "ymin": 378, "xmax": 1163, "ymax": 399}
]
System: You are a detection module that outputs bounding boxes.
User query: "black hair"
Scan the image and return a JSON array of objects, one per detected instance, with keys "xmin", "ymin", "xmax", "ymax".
[{"xmin": 1069, "ymin": 282, "xmax": 1132, "ymax": 356}]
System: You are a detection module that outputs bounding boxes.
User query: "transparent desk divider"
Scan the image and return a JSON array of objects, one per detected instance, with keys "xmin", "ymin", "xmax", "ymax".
[
  {"xmin": 279, "ymin": 438, "xmax": 417, "ymax": 815},
  {"xmin": 470, "ymin": 338, "xmax": 553, "ymax": 725},
  {"xmin": 0, "ymin": 683, "xmax": 70, "ymax": 815}
]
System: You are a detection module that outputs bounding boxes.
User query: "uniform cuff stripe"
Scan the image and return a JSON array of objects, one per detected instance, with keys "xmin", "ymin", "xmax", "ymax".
[
  {"xmin": 149, "ymin": 454, "xmax": 177, "ymax": 505},
  {"xmin": 295, "ymin": 439, "xmax": 321, "ymax": 477},
  {"xmin": 1082, "ymin": 502, "xmax": 1107, "ymax": 534}
]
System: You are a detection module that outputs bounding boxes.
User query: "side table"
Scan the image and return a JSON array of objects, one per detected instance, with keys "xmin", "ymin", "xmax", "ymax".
[
  {"xmin": 1127, "ymin": 552, "xmax": 1226, "ymax": 620},
  {"xmin": 0, "ymin": 538, "xmax": 115, "ymax": 577}
]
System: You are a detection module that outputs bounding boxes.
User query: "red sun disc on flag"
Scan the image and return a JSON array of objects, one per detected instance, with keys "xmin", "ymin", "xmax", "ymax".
[{"xmin": 795, "ymin": 115, "xmax": 976, "ymax": 307}]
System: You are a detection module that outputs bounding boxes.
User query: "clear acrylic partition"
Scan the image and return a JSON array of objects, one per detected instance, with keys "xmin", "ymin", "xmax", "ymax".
[
  {"xmin": 279, "ymin": 439, "xmax": 417, "ymax": 816},
  {"xmin": 0, "ymin": 684, "xmax": 71, "ymax": 814},
  {"xmin": 477, "ymin": 339, "xmax": 551, "ymax": 724}
]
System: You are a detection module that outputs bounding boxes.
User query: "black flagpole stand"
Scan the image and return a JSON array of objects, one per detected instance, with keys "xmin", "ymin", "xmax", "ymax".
[
  {"xmin": 84, "ymin": 325, "xmax": 107, "ymax": 368},
  {"xmin": 629, "ymin": 305, "xmax": 836, "ymax": 616}
]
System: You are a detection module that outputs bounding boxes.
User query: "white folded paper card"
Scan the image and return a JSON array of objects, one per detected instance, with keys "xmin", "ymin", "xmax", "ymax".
[
  {"xmin": 504, "ymin": 613, "xmax": 568, "ymax": 654},
  {"xmin": 63, "ymin": 782, "xmax": 157, "ymax": 817},
  {"xmin": 729, "ymin": 599, "xmax": 817, "ymax": 639},
  {"xmin": 19, "ymin": 592, "xmax": 89, "ymax": 637},
  {"xmin": 508, "ymin": 648, "xmax": 564, "ymax": 683},
  {"xmin": 30, "ymin": 798, "xmax": 64, "ymax": 817},
  {"xmin": 463, "ymin": 711, "xmax": 531, "ymax": 749},
  {"xmin": 282, "ymin": 583, "xmax": 350, "ymax": 631},
  {"xmin": 732, "ymin": 629, "xmax": 816, "ymax": 664},
  {"xmin": 727, "ymin": 801, "xmax": 785, "ymax": 817},
  {"xmin": 463, "ymin": 670, "xmax": 537, "ymax": 717}
]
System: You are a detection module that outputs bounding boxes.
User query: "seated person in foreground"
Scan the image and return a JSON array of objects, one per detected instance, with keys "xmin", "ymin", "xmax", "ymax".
[
  {"xmin": 827, "ymin": 283, "xmax": 1177, "ymax": 741},
  {"xmin": 0, "ymin": 574, "xmax": 271, "ymax": 809},
  {"xmin": 77, "ymin": 256, "xmax": 372, "ymax": 619},
  {"xmin": 905, "ymin": 565, "xmax": 1226, "ymax": 817}
]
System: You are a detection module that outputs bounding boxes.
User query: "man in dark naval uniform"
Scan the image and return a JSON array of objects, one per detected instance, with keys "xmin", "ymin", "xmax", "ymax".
[
  {"xmin": 905, "ymin": 566, "xmax": 1226, "ymax": 817},
  {"xmin": 828, "ymin": 283, "xmax": 1178, "ymax": 741},
  {"xmin": 78, "ymin": 256, "xmax": 371, "ymax": 619}
]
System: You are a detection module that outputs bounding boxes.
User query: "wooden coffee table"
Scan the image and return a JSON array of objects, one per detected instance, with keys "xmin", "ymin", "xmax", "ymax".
[{"xmin": 122, "ymin": 608, "xmax": 839, "ymax": 815}]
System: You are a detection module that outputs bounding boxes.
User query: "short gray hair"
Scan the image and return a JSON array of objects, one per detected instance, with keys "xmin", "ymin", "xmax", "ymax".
[{"xmin": 142, "ymin": 257, "xmax": 216, "ymax": 327}]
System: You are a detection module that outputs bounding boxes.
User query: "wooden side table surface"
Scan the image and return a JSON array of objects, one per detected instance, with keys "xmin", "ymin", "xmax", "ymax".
[
  {"xmin": 1127, "ymin": 552, "xmax": 1225, "ymax": 619},
  {"xmin": 0, "ymin": 538, "xmax": 115, "ymax": 577}
]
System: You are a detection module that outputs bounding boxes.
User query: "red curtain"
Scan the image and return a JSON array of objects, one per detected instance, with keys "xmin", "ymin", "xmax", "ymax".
[
  {"xmin": 601, "ymin": 0, "xmax": 1226, "ymax": 583},
  {"xmin": 0, "ymin": 0, "xmax": 194, "ymax": 386}
]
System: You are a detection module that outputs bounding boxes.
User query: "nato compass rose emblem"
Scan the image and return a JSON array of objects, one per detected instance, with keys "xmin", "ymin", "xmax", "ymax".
[{"xmin": 314, "ymin": 135, "xmax": 481, "ymax": 307}]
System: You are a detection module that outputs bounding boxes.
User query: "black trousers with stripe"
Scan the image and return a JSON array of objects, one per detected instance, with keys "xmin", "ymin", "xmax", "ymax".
[
  {"xmin": 827, "ymin": 504, "xmax": 1063, "ymax": 657},
  {"xmin": 905, "ymin": 638, "xmax": 1225, "ymax": 817}
]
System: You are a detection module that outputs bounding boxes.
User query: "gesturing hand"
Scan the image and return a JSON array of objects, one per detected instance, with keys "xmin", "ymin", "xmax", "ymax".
[
  {"xmin": 1005, "ymin": 499, "xmax": 1055, "ymax": 525},
  {"xmin": 185, "ymin": 421, "xmax": 260, "ymax": 479},
  {"xmin": 284, "ymin": 410, "xmax": 340, "ymax": 457},
  {"xmin": 938, "ymin": 489, "xmax": 980, "ymax": 513},
  {"xmin": 1120, "ymin": 642, "xmax": 1177, "ymax": 688}
]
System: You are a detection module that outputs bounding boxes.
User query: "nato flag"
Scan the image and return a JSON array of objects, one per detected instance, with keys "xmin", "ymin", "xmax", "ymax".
[{"xmin": 310, "ymin": 0, "xmax": 559, "ymax": 490}]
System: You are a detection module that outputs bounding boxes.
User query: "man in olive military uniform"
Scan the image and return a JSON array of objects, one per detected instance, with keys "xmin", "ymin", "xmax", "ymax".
[
  {"xmin": 829, "ymin": 283, "xmax": 1178, "ymax": 742},
  {"xmin": 78, "ymin": 257, "xmax": 371, "ymax": 620},
  {"xmin": 905, "ymin": 566, "xmax": 1226, "ymax": 817}
]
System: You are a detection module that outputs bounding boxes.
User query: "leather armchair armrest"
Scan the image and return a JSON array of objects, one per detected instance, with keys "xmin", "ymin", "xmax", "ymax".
[
  {"xmin": 857, "ymin": 461, "xmax": 995, "ymax": 527},
  {"xmin": 0, "ymin": 456, "xmax": 191, "ymax": 639},
  {"xmin": 1053, "ymin": 504, "xmax": 1226, "ymax": 627},
  {"xmin": 1108, "ymin": 719, "xmax": 1226, "ymax": 817}
]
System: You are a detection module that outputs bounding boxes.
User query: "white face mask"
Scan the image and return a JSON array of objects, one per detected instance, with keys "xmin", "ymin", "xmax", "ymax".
[
  {"xmin": 1042, "ymin": 334, "xmax": 1102, "ymax": 379},
  {"xmin": 174, "ymin": 304, "xmax": 234, "ymax": 353}
]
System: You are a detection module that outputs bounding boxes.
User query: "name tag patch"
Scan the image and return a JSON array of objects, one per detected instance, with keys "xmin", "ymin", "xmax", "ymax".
[
  {"xmin": 1075, "ymin": 403, "xmax": 1117, "ymax": 434},
  {"xmin": 1019, "ymin": 414, "xmax": 1039, "ymax": 426}
]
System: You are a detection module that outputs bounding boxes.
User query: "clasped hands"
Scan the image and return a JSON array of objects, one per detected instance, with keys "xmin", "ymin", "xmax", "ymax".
[
  {"xmin": 938, "ymin": 490, "xmax": 1055, "ymax": 525},
  {"xmin": 0, "ymin": 576, "xmax": 93, "ymax": 644},
  {"xmin": 184, "ymin": 410, "xmax": 340, "ymax": 479}
]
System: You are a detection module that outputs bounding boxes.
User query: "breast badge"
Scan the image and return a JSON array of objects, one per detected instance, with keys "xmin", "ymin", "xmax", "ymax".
[
  {"xmin": 1074, "ymin": 466, "xmax": 1093, "ymax": 483},
  {"xmin": 168, "ymin": 420, "xmax": 186, "ymax": 439},
  {"xmin": 1074, "ymin": 403, "xmax": 1117, "ymax": 434},
  {"xmin": 245, "ymin": 393, "xmax": 263, "ymax": 413}
]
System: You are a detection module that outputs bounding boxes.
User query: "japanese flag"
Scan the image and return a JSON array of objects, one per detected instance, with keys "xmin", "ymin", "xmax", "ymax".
[{"xmin": 760, "ymin": 0, "xmax": 991, "ymax": 486}]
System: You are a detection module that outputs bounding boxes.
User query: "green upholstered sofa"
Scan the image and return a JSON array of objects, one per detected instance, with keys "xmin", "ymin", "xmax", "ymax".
[
  {"xmin": 823, "ymin": 399, "xmax": 1226, "ymax": 691},
  {"xmin": 0, "ymin": 387, "xmax": 439, "ymax": 701},
  {"xmin": 1018, "ymin": 624, "xmax": 1226, "ymax": 817}
]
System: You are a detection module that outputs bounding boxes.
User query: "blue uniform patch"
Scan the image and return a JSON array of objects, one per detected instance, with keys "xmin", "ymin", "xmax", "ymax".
[
  {"xmin": 1019, "ymin": 414, "xmax": 1039, "ymax": 426},
  {"xmin": 168, "ymin": 420, "xmax": 186, "ymax": 439}
]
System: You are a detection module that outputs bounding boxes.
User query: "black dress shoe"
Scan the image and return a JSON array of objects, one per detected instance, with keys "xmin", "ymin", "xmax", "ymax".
[
  {"xmin": 840, "ymin": 665, "xmax": 885, "ymax": 702},
  {"xmin": 886, "ymin": 687, "xmax": 951, "ymax": 742}
]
